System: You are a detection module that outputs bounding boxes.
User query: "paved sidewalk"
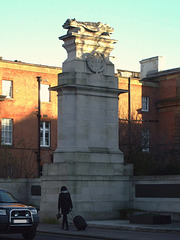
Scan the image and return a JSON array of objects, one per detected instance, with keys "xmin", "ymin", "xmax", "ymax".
[{"xmin": 37, "ymin": 219, "xmax": 180, "ymax": 239}]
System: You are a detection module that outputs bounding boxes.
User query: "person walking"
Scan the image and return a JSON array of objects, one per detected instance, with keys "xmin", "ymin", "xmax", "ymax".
[{"xmin": 58, "ymin": 186, "xmax": 73, "ymax": 230}]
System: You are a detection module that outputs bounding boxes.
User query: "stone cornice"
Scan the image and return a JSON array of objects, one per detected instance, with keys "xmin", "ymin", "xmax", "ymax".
[
  {"xmin": 50, "ymin": 83, "xmax": 127, "ymax": 96},
  {"xmin": 142, "ymin": 68, "xmax": 180, "ymax": 81},
  {"xmin": 156, "ymin": 97, "xmax": 180, "ymax": 109}
]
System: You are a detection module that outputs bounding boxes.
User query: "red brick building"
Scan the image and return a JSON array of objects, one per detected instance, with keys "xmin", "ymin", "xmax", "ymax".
[
  {"xmin": 118, "ymin": 56, "xmax": 180, "ymax": 174},
  {"xmin": 0, "ymin": 58, "xmax": 61, "ymax": 177}
]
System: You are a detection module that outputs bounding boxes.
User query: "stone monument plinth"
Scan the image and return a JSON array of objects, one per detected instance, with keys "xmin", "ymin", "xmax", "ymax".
[{"xmin": 40, "ymin": 19, "xmax": 133, "ymax": 221}]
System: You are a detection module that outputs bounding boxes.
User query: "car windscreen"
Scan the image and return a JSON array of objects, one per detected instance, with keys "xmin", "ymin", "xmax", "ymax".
[{"xmin": 0, "ymin": 191, "xmax": 19, "ymax": 203}]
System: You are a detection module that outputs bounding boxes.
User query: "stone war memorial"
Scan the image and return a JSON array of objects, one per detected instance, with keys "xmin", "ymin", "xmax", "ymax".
[{"xmin": 40, "ymin": 19, "xmax": 133, "ymax": 220}]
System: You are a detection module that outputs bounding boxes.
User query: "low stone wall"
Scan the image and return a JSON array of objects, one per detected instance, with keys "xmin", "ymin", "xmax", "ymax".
[
  {"xmin": 2, "ymin": 175, "xmax": 180, "ymax": 222},
  {"xmin": 0, "ymin": 178, "xmax": 41, "ymax": 209},
  {"xmin": 130, "ymin": 175, "xmax": 180, "ymax": 221}
]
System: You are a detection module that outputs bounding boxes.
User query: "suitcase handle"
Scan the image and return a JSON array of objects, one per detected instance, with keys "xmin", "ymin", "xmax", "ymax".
[{"xmin": 70, "ymin": 210, "xmax": 75, "ymax": 218}]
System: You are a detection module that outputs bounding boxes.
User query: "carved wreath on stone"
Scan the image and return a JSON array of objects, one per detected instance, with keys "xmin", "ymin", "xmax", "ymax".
[{"xmin": 86, "ymin": 52, "xmax": 105, "ymax": 74}]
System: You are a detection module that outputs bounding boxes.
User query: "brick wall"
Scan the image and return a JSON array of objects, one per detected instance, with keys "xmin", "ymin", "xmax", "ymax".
[{"xmin": 0, "ymin": 60, "xmax": 61, "ymax": 177}]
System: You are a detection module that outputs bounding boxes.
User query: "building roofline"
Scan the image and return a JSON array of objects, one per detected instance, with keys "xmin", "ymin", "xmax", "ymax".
[
  {"xmin": 0, "ymin": 57, "xmax": 62, "ymax": 70},
  {"xmin": 143, "ymin": 67, "xmax": 180, "ymax": 80},
  {"xmin": 116, "ymin": 69, "xmax": 140, "ymax": 79},
  {"xmin": 117, "ymin": 69, "xmax": 140, "ymax": 73}
]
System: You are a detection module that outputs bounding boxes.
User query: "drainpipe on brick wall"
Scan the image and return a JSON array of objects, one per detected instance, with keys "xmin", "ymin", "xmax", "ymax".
[
  {"xmin": 37, "ymin": 76, "xmax": 42, "ymax": 177},
  {"xmin": 128, "ymin": 77, "xmax": 131, "ymax": 160}
]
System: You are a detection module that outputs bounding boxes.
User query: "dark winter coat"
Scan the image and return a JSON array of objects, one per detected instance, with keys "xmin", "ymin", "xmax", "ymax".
[{"xmin": 58, "ymin": 190, "xmax": 73, "ymax": 215}]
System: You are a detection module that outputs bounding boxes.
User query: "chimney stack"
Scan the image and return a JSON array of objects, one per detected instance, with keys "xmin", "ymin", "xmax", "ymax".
[{"xmin": 140, "ymin": 56, "xmax": 165, "ymax": 79}]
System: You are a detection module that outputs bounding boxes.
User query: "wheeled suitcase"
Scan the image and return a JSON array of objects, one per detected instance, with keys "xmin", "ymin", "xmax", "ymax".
[{"xmin": 71, "ymin": 211, "xmax": 87, "ymax": 230}]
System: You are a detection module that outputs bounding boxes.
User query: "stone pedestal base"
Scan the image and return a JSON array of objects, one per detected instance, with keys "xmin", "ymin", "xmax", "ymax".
[
  {"xmin": 53, "ymin": 148, "xmax": 125, "ymax": 163},
  {"xmin": 40, "ymin": 156, "xmax": 133, "ymax": 221}
]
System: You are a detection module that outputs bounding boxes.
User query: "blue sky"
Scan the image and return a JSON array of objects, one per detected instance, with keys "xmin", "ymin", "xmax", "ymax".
[{"xmin": 1, "ymin": 0, "xmax": 180, "ymax": 71}]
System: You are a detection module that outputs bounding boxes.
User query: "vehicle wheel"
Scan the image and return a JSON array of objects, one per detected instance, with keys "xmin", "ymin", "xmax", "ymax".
[{"xmin": 22, "ymin": 228, "xmax": 36, "ymax": 240}]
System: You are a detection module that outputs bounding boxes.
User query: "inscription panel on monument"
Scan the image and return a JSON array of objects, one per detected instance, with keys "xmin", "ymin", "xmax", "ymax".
[{"xmin": 136, "ymin": 184, "xmax": 180, "ymax": 198}]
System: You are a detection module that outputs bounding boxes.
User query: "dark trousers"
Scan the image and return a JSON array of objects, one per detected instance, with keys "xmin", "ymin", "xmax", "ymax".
[{"xmin": 62, "ymin": 214, "xmax": 69, "ymax": 230}]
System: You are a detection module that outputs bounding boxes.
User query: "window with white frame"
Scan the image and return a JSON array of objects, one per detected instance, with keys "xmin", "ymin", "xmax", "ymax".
[
  {"xmin": 40, "ymin": 84, "xmax": 50, "ymax": 102},
  {"xmin": 40, "ymin": 122, "xmax": 50, "ymax": 147},
  {"xmin": 142, "ymin": 96, "xmax": 149, "ymax": 112},
  {"xmin": 141, "ymin": 129, "xmax": 150, "ymax": 152},
  {"xmin": 2, "ymin": 80, "xmax": 13, "ymax": 98},
  {"xmin": 1, "ymin": 118, "xmax": 13, "ymax": 145}
]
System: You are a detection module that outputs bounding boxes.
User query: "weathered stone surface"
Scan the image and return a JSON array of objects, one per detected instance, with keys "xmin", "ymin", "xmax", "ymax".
[{"xmin": 40, "ymin": 19, "xmax": 132, "ymax": 221}]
